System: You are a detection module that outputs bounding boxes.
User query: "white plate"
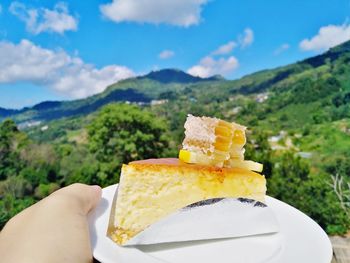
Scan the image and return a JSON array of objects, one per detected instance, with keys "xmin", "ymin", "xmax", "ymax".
[{"xmin": 88, "ymin": 184, "xmax": 332, "ymax": 263}]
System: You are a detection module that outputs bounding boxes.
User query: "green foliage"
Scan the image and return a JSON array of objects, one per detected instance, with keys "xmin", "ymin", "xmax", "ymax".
[
  {"xmin": 0, "ymin": 119, "xmax": 27, "ymax": 180},
  {"xmin": 88, "ymin": 103, "xmax": 169, "ymax": 163},
  {"xmin": 268, "ymin": 152, "xmax": 310, "ymax": 200},
  {"xmin": 20, "ymin": 167, "xmax": 45, "ymax": 187},
  {"xmin": 268, "ymin": 152, "xmax": 350, "ymax": 234},
  {"xmin": 0, "ymin": 119, "xmax": 18, "ymax": 134},
  {"xmin": 300, "ymin": 174, "xmax": 350, "ymax": 235},
  {"xmin": 0, "ymin": 175, "xmax": 33, "ymax": 199}
]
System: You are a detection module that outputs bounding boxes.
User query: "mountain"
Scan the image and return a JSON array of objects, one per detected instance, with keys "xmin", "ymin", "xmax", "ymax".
[
  {"xmin": 138, "ymin": 68, "xmax": 224, "ymax": 83},
  {"xmin": 303, "ymin": 39, "xmax": 350, "ymax": 68},
  {"xmin": 0, "ymin": 107, "xmax": 20, "ymax": 118},
  {"xmin": 0, "ymin": 69, "xmax": 226, "ymax": 123},
  {"xmin": 32, "ymin": 101, "xmax": 63, "ymax": 111},
  {"xmin": 1, "ymin": 40, "xmax": 350, "ymax": 126}
]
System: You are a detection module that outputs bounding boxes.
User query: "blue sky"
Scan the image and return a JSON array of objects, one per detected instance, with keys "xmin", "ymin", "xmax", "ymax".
[{"xmin": 0, "ymin": 0, "xmax": 349, "ymax": 108}]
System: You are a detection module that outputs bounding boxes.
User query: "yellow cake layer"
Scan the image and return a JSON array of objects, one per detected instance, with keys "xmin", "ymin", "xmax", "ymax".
[{"xmin": 109, "ymin": 158, "xmax": 266, "ymax": 245}]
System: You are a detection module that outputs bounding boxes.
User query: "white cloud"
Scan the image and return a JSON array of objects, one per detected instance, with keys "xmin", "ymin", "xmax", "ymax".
[
  {"xmin": 212, "ymin": 41, "xmax": 237, "ymax": 55},
  {"xmin": 0, "ymin": 40, "xmax": 135, "ymax": 98},
  {"xmin": 9, "ymin": 1, "xmax": 78, "ymax": 35},
  {"xmin": 187, "ymin": 28, "xmax": 254, "ymax": 78},
  {"xmin": 210, "ymin": 28, "xmax": 253, "ymax": 58},
  {"xmin": 159, "ymin": 50, "xmax": 175, "ymax": 59},
  {"xmin": 274, "ymin": 43, "xmax": 290, "ymax": 55},
  {"xmin": 239, "ymin": 28, "xmax": 254, "ymax": 48},
  {"xmin": 188, "ymin": 56, "xmax": 238, "ymax": 78},
  {"xmin": 300, "ymin": 23, "xmax": 350, "ymax": 51},
  {"xmin": 100, "ymin": 0, "xmax": 208, "ymax": 27}
]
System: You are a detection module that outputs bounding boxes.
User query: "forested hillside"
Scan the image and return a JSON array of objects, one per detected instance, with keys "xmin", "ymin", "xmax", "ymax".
[{"xmin": 1, "ymin": 40, "xmax": 350, "ymax": 234}]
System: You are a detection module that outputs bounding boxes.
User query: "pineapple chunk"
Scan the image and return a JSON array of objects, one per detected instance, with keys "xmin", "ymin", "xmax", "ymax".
[
  {"xmin": 225, "ymin": 159, "xmax": 263, "ymax": 173},
  {"xmin": 179, "ymin": 149, "xmax": 224, "ymax": 167},
  {"xmin": 179, "ymin": 149, "xmax": 263, "ymax": 173}
]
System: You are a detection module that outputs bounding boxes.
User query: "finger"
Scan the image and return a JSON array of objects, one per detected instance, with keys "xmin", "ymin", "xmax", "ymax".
[{"xmin": 52, "ymin": 183, "xmax": 102, "ymax": 215}]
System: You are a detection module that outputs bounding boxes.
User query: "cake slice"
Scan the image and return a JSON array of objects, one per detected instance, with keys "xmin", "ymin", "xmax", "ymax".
[{"xmin": 108, "ymin": 158, "xmax": 266, "ymax": 245}]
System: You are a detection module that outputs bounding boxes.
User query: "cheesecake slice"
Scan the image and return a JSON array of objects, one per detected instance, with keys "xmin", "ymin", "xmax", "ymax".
[{"xmin": 108, "ymin": 158, "xmax": 266, "ymax": 245}]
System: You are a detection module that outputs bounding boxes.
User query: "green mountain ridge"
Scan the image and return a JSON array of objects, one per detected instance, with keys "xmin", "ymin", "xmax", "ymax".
[
  {"xmin": 0, "ymin": 69, "xmax": 226, "ymax": 123},
  {"xmin": 138, "ymin": 68, "xmax": 224, "ymax": 83},
  {"xmin": 1, "ymin": 40, "xmax": 350, "ymax": 128}
]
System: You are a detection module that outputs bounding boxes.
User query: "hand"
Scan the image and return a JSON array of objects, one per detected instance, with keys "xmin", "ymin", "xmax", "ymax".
[{"xmin": 0, "ymin": 183, "xmax": 102, "ymax": 263}]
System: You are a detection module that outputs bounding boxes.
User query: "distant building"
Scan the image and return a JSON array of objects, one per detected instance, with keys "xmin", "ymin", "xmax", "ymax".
[
  {"xmin": 18, "ymin": 121, "xmax": 42, "ymax": 130},
  {"xmin": 151, "ymin": 99, "xmax": 168, "ymax": 106},
  {"xmin": 41, "ymin": 125, "xmax": 49, "ymax": 131},
  {"xmin": 231, "ymin": 106, "xmax": 242, "ymax": 115},
  {"xmin": 297, "ymin": 152, "xmax": 312, "ymax": 159},
  {"xmin": 256, "ymin": 93, "xmax": 269, "ymax": 103}
]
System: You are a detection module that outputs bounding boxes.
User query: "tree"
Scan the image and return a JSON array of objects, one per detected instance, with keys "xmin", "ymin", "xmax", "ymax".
[
  {"xmin": 268, "ymin": 152, "xmax": 309, "ymax": 203},
  {"xmin": 0, "ymin": 119, "xmax": 18, "ymax": 135},
  {"xmin": 0, "ymin": 119, "xmax": 26, "ymax": 180},
  {"xmin": 301, "ymin": 173, "xmax": 350, "ymax": 235},
  {"xmin": 268, "ymin": 151, "xmax": 350, "ymax": 235},
  {"xmin": 88, "ymin": 103, "xmax": 170, "ymax": 164}
]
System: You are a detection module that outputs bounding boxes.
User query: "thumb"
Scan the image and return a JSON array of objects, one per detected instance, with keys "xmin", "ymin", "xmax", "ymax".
[{"xmin": 51, "ymin": 183, "xmax": 102, "ymax": 215}]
